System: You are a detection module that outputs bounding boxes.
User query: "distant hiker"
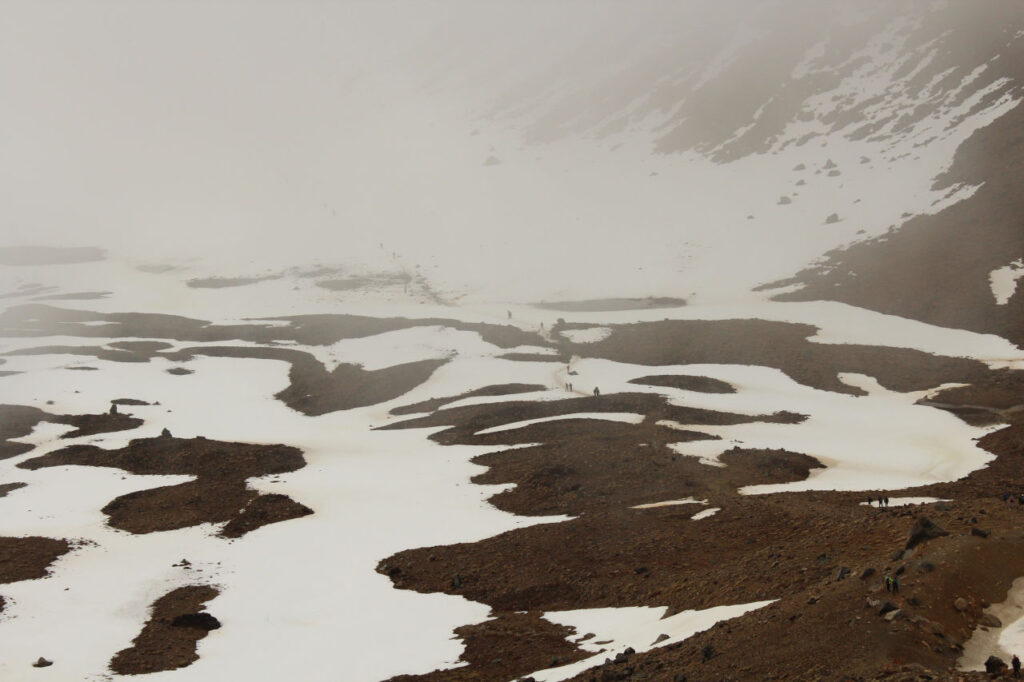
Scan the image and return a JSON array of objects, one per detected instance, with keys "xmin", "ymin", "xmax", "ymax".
[
  {"xmin": 109, "ymin": 403, "xmax": 118, "ymax": 415},
  {"xmin": 884, "ymin": 576, "xmax": 892, "ymax": 592},
  {"xmin": 867, "ymin": 496, "xmax": 873, "ymax": 507},
  {"xmin": 593, "ymin": 386, "xmax": 600, "ymax": 396},
  {"xmin": 1012, "ymin": 654, "xmax": 1020, "ymax": 677},
  {"xmin": 892, "ymin": 577, "xmax": 899, "ymax": 594},
  {"xmin": 883, "ymin": 496, "xmax": 890, "ymax": 507}
]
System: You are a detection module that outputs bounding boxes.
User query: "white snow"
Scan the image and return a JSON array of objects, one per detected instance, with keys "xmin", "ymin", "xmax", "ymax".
[
  {"xmin": 990, "ymin": 259, "xmax": 1024, "ymax": 305},
  {"xmin": 475, "ymin": 412, "xmax": 645, "ymax": 435},
  {"xmin": 960, "ymin": 575, "xmax": 1024, "ymax": 671},
  {"xmin": 557, "ymin": 327, "xmax": 613, "ymax": 344},
  {"xmin": 691, "ymin": 507, "xmax": 721, "ymax": 520},
  {"xmin": 526, "ymin": 600, "xmax": 776, "ymax": 682},
  {"xmin": 630, "ymin": 497, "xmax": 706, "ymax": 510}
]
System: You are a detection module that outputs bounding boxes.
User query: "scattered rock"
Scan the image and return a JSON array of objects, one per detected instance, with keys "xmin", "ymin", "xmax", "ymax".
[
  {"xmin": 835, "ymin": 566, "xmax": 851, "ymax": 581},
  {"xmin": 32, "ymin": 657, "xmax": 52, "ymax": 668},
  {"xmin": 971, "ymin": 527, "xmax": 990, "ymax": 538},
  {"xmin": 170, "ymin": 613, "xmax": 221, "ymax": 631},
  {"xmin": 884, "ymin": 609, "xmax": 904, "ymax": 622},
  {"xmin": 906, "ymin": 517, "xmax": 948, "ymax": 550},
  {"xmin": 954, "ymin": 597, "xmax": 968, "ymax": 612},
  {"xmin": 860, "ymin": 567, "xmax": 876, "ymax": 580},
  {"xmin": 980, "ymin": 613, "xmax": 1002, "ymax": 628},
  {"xmin": 879, "ymin": 601, "xmax": 899, "ymax": 616},
  {"xmin": 778, "ymin": 196, "xmax": 793, "ymax": 205},
  {"xmin": 984, "ymin": 655, "xmax": 1006, "ymax": 674},
  {"xmin": 652, "ymin": 634, "xmax": 670, "ymax": 645},
  {"xmin": 825, "ymin": 213, "xmax": 841, "ymax": 224},
  {"xmin": 934, "ymin": 501, "xmax": 953, "ymax": 511}
]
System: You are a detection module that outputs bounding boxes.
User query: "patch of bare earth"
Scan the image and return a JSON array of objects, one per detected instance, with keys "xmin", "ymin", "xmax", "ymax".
[
  {"xmin": 0, "ymin": 404, "xmax": 142, "ymax": 459},
  {"xmin": 19, "ymin": 435, "xmax": 312, "ymax": 537},
  {"xmin": 375, "ymin": 349, "xmax": 1024, "ymax": 681},
  {"xmin": 109, "ymin": 585, "xmax": 221, "ymax": 674},
  {"xmin": 0, "ymin": 537, "xmax": 72, "ymax": 615}
]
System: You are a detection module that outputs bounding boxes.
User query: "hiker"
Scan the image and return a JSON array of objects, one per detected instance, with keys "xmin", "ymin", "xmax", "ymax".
[
  {"xmin": 593, "ymin": 386, "xmax": 600, "ymax": 396},
  {"xmin": 892, "ymin": 577, "xmax": 899, "ymax": 594},
  {"xmin": 883, "ymin": 496, "xmax": 890, "ymax": 507},
  {"xmin": 109, "ymin": 403, "xmax": 118, "ymax": 415},
  {"xmin": 867, "ymin": 496, "xmax": 873, "ymax": 507},
  {"xmin": 507, "ymin": 310, "xmax": 511, "ymax": 319},
  {"xmin": 1012, "ymin": 653, "xmax": 1021, "ymax": 677},
  {"xmin": 884, "ymin": 576, "xmax": 892, "ymax": 593}
]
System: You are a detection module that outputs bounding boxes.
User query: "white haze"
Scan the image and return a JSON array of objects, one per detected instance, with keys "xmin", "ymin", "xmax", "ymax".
[{"xmin": 1, "ymin": 0, "xmax": 1017, "ymax": 304}]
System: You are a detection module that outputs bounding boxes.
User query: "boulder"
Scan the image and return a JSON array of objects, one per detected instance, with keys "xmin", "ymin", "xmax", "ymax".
[
  {"xmin": 906, "ymin": 517, "xmax": 948, "ymax": 550},
  {"xmin": 170, "ymin": 612, "xmax": 221, "ymax": 631},
  {"xmin": 884, "ymin": 609, "xmax": 904, "ymax": 622},
  {"xmin": 971, "ymin": 527, "xmax": 990, "ymax": 538},
  {"xmin": 954, "ymin": 597, "xmax": 968, "ymax": 612},
  {"xmin": 32, "ymin": 658, "xmax": 52, "ymax": 668},
  {"xmin": 984, "ymin": 655, "xmax": 1006, "ymax": 674}
]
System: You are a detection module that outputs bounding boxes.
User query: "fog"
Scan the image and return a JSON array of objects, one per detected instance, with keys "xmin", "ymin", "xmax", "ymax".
[{"xmin": 0, "ymin": 0, "xmax": 1010, "ymax": 302}]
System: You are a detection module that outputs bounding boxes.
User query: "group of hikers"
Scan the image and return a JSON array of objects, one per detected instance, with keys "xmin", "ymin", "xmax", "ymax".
[
  {"xmin": 867, "ymin": 496, "xmax": 891, "ymax": 507},
  {"xmin": 1002, "ymin": 492, "xmax": 1024, "ymax": 507},
  {"xmin": 884, "ymin": 575, "xmax": 900, "ymax": 593}
]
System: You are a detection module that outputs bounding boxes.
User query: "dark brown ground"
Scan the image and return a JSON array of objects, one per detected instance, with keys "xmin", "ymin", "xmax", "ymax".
[
  {"xmin": 536, "ymin": 298, "xmax": 687, "ymax": 313},
  {"xmin": 19, "ymin": 434, "xmax": 312, "ymax": 537},
  {"xmin": 0, "ymin": 404, "xmax": 142, "ymax": 459},
  {"xmin": 0, "ymin": 536, "xmax": 72, "ymax": 615},
  {"xmin": 377, "ymin": 373, "xmax": 1024, "ymax": 682},
  {"xmin": 1, "ymin": 305, "xmax": 1022, "ymax": 680},
  {"xmin": 109, "ymin": 585, "xmax": 221, "ymax": 675},
  {"xmin": 0, "ymin": 537, "xmax": 71, "ymax": 584}
]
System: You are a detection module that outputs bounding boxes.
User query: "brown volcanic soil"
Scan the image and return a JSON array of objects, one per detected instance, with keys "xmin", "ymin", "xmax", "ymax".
[
  {"xmin": 0, "ymin": 303, "xmax": 541, "ymax": 350},
  {"xmin": 0, "ymin": 404, "xmax": 142, "ymax": 459},
  {"xmin": 110, "ymin": 585, "xmax": 220, "ymax": 675},
  {"xmin": 19, "ymin": 435, "xmax": 311, "ymax": 537},
  {"xmin": 391, "ymin": 383, "xmax": 549, "ymax": 416},
  {"xmin": 377, "ymin": 379, "xmax": 1024, "ymax": 681},
  {"xmin": 0, "ymin": 537, "xmax": 71, "ymax": 584},
  {"xmin": 555, "ymin": 318, "xmax": 999, "ymax": 396},
  {"xmin": 629, "ymin": 374, "xmax": 736, "ymax": 394},
  {"xmin": 388, "ymin": 612, "xmax": 590, "ymax": 682}
]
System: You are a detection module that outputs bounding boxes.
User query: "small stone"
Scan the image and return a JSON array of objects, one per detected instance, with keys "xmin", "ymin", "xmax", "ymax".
[
  {"xmin": 860, "ymin": 567, "xmax": 876, "ymax": 580},
  {"xmin": 980, "ymin": 613, "xmax": 1002, "ymax": 628},
  {"xmin": 971, "ymin": 527, "xmax": 990, "ymax": 538},
  {"xmin": 954, "ymin": 597, "xmax": 968, "ymax": 611},
  {"xmin": 835, "ymin": 566, "xmax": 851, "ymax": 581},
  {"xmin": 32, "ymin": 657, "xmax": 52, "ymax": 668},
  {"xmin": 879, "ymin": 601, "xmax": 898, "ymax": 616},
  {"xmin": 884, "ymin": 609, "xmax": 904, "ymax": 621}
]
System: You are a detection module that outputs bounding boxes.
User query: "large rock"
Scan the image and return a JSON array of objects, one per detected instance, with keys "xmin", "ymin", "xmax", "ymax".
[
  {"xmin": 984, "ymin": 655, "xmax": 1006, "ymax": 674},
  {"xmin": 906, "ymin": 517, "xmax": 949, "ymax": 550}
]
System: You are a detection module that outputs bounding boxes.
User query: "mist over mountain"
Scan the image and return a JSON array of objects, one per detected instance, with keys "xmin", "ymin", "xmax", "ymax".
[
  {"xmin": 2, "ymin": 3, "xmax": 1024, "ymax": 681},
  {"xmin": 3, "ymin": 0, "xmax": 1021, "ymax": 323}
]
